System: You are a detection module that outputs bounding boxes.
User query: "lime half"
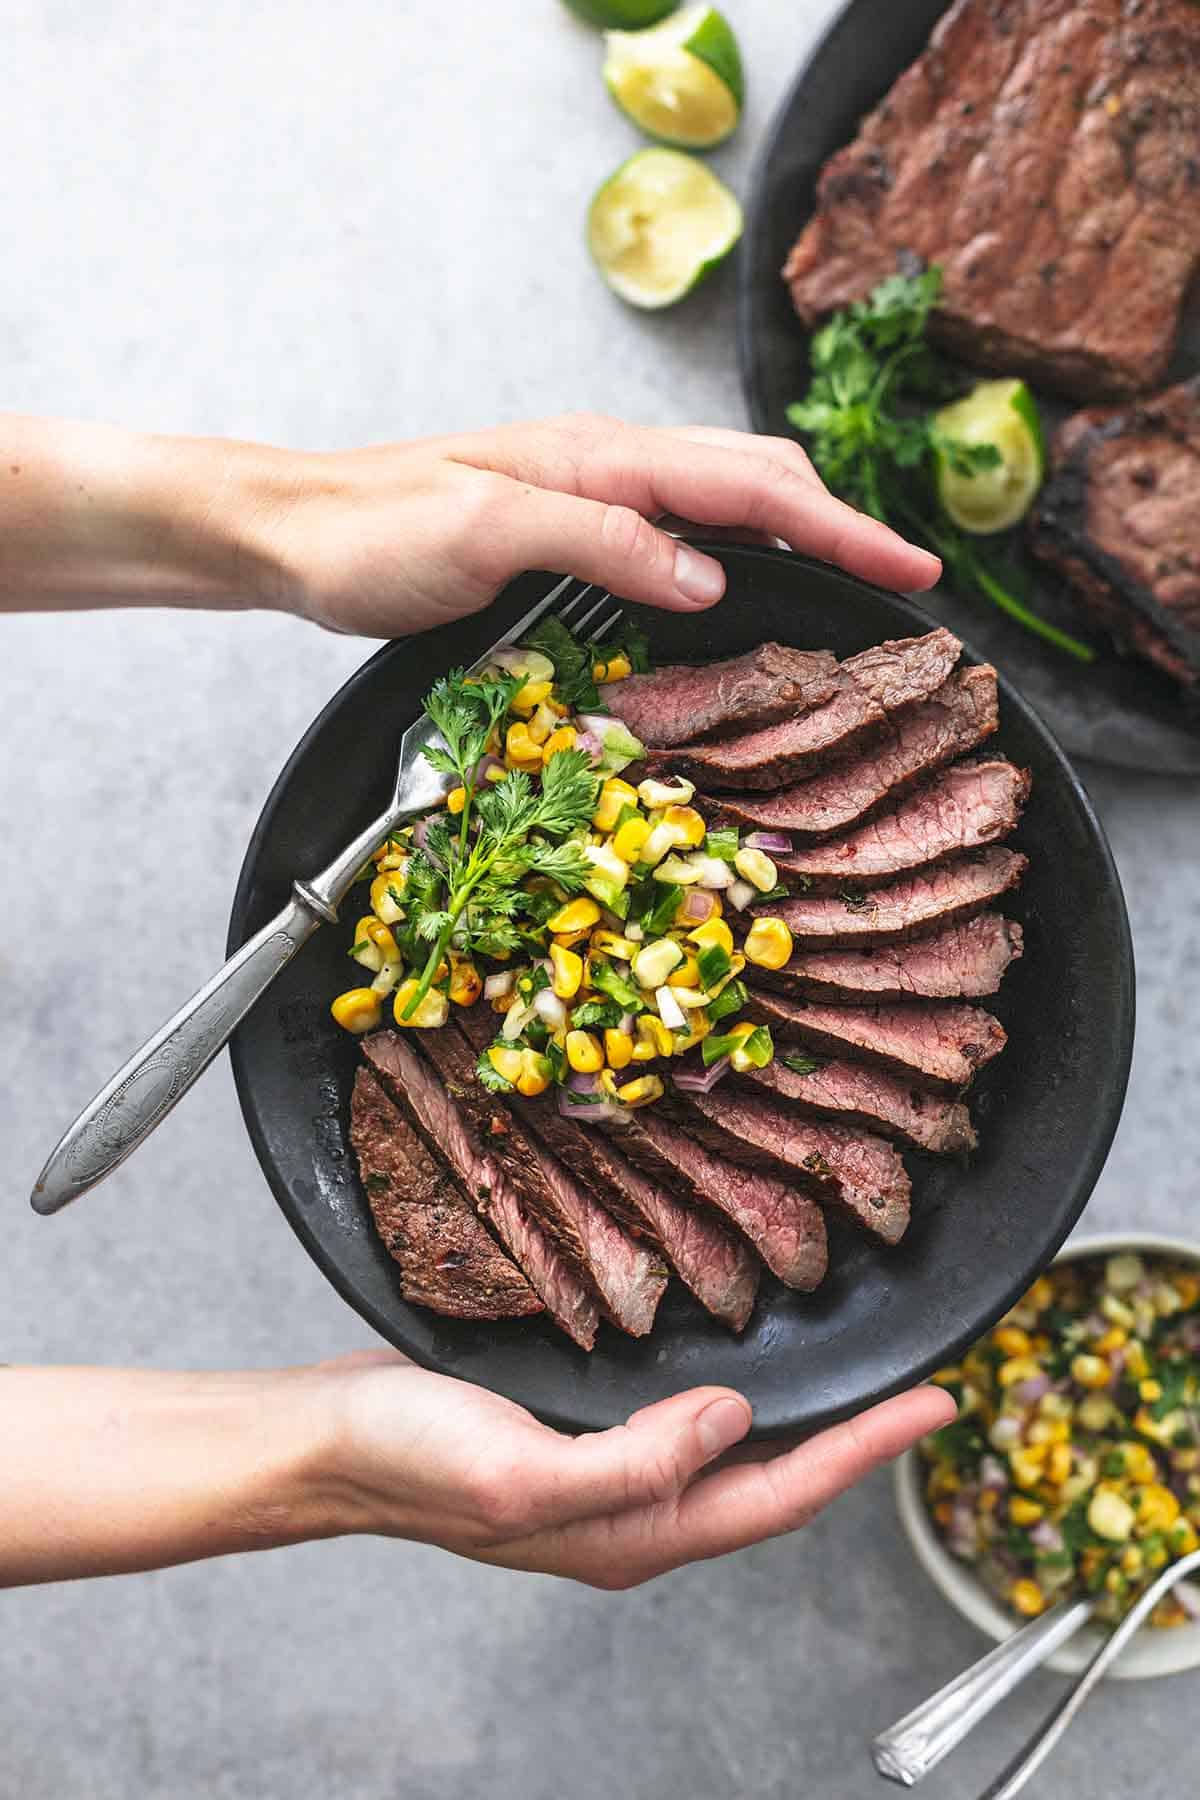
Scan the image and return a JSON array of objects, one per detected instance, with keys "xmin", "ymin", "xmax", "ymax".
[
  {"xmin": 564, "ymin": 0, "xmax": 679, "ymax": 27},
  {"xmin": 587, "ymin": 147, "xmax": 742, "ymax": 308},
  {"xmin": 603, "ymin": 5, "xmax": 744, "ymax": 149},
  {"xmin": 934, "ymin": 379, "xmax": 1046, "ymax": 535}
]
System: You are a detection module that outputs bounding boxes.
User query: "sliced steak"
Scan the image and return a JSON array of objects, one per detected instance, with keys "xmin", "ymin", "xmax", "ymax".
[
  {"xmin": 761, "ymin": 914, "xmax": 1025, "ymax": 1002},
  {"xmin": 744, "ymin": 990, "xmax": 1007, "ymax": 1092},
  {"xmin": 1029, "ymin": 377, "xmax": 1200, "ymax": 690},
  {"xmin": 362, "ymin": 1032, "xmax": 599, "ymax": 1349},
  {"xmin": 605, "ymin": 1111, "xmax": 828, "ymax": 1290},
  {"xmin": 676, "ymin": 1086, "xmax": 911, "ymax": 1246},
  {"xmin": 747, "ymin": 1056, "xmax": 976, "ymax": 1156},
  {"xmin": 642, "ymin": 630, "xmax": 960, "ymax": 789},
  {"xmin": 756, "ymin": 847, "xmax": 1026, "ymax": 947},
  {"xmin": 782, "ymin": 0, "xmax": 1200, "ymax": 400},
  {"xmin": 419, "ymin": 1024, "xmax": 668, "ymax": 1338},
  {"xmin": 516, "ymin": 1101, "xmax": 759, "ymax": 1332},
  {"xmin": 776, "ymin": 760, "xmax": 1030, "ymax": 891},
  {"xmin": 707, "ymin": 665, "xmax": 998, "ymax": 838},
  {"xmin": 350, "ymin": 1068, "xmax": 541, "ymax": 1320},
  {"xmin": 600, "ymin": 642, "xmax": 838, "ymax": 747}
]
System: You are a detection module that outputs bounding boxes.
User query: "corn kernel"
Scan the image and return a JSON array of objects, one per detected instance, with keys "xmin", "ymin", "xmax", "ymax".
[
  {"xmin": 615, "ymin": 1073, "xmax": 665, "ymax": 1107},
  {"xmin": 448, "ymin": 956, "xmax": 482, "ymax": 1007},
  {"xmin": 934, "ymin": 1500, "xmax": 954, "ymax": 1528},
  {"xmin": 931, "ymin": 1366, "xmax": 962, "ymax": 1387},
  {"xmin": 546, "ymin": 897, "xmax": 600, "ymax": 936},
  {"xmin": 550, "ymin": 943, "xmax": 583, "ymax": 1001},
  {"xmin": 1125, "ymin": 1343, "xmax": 1150, "ymax": 1382},
  {"xmin": 633, "ymin": 938, "xmax": 683, "ymax": 989},
  {"xmin": 446, "ymin": 785, "xmax": 467, "ymax": 816},
  {"xmin": 566, "ymin": 1030, "xmax": 604, "ymax": 1074},
  {"xmin": 1088, "ymin": 1488, "xmax": 1135, "ymax": 1542},
  {"xmin": 330, "ymin": 987, "xmax": 384, "ymax": 1034},
  {"xmin": 688, "ymin": 917, "xmax": 734, "ymax": 957},
  {"xmin": 979, "ymin": 1488, "xmax": 999, "ymax": 1513},
  {"xmin": 1139, "ymin": 1378, "xmax": 1163, "ymax": 1403},
  {"xmin": 1026, "ymin": 1275, "xmax": 1055, "ymax": 1311},
  {"xmin": 669, "ymin": 951, "xmax": 702, "ymax": 990},
  {"xmin": 1070, "ymin": 1353, "xmax": 1111, "ymax": 1390},
  {"xmin": 1174, "ymin": 1275, "xmax": 1200, "ymax": 1309},
  {"xmin": 994, "ymin": 1326, "xmax": 1032, "ymax": 1357},
  {"xmin": 370, "ymin": 871, "xmax": 407, "ymax": 925},
  {"xmin": 744, "ymin": 917, "xmax": 794, "ymax": 971},
  {"xmin": 1145, "ymin": 1541, "xmax": 1170, "ymax": 1571},
  {"xmin": 487, "ymin": 1045, "xmax": 524, "ymax": 1085},
  {"xmin": 1134, "ymin": 1484, "xmax": 1181, "ymax": 1536},
  {"xmin": 1010, "ymin": 1448, "xmax": 1048, "ymax": 1489},
  {"xmin": 1095, "ymin": 1326, "xmax": 1128, "ymax": 1354},
  {"xmin": 604, "ymin": 1028, "xmax": 634, "ymax": 1071},
  {"xmin": 526, "ymin": 702, "xmax": 558, "ymax": 746},
  {"xmin": 515, "ymin": 1049, "xmax": 552, "ymax": 1097},
  {"xmin": 491, "ymin": 991, "xmax": 518, "ymax": 1014},
  {"xmin": 663, "ymin": 804, "xmax": 706, "ymax": 848},
  {"xmin": 542, "ymin": 725, "xmax": 578, "ymax": 762},
  {"xmin": 1010, "ymin": 1580, "xmax": 1045, "ymax": 1618},
  {"xmin": 1135, "ymin": 1406, "xmax": 1183, "ymax": 1446},
  {"xmin": 612, "ymin": 816, "xmax": 652, "ymax": 863},
  {"xmin": 392, "ymin": 980, "xmax": 449, "ymax": 1030},
  {"xmin": 1105, "ymin": 1568, "xmax": 1128, "ymax": 1596},
  {"xmin": 734, "ymin": 845, "xmax": 778, "ymax": 892},
  {"xmin": 1047, "ymin": 1443, "xmax": 1072, "ymax": 1486},
  {"xmin": 1009, "ymin": 1496, "xmax": 1044, "ymax": 1526},
  {"xmin": 998, "ymin": 1356, "xmax": 1041, "ymax": 1389},
  {"xmin": 510, "ymin": 678, "xmax": 553, "ymax": 718},
  {"xmin": 637, "ymin": 776, "xmax": 695, "ymax": 810},
  {"xmin": 927, "ymin": 1466, "xmax": 961, "ymax": 1499},
  {"xmin": 593, "ymin": 651, "xmax": 632, "ymax": 683},
  {"xmin": 505, "ymin": 721, "xmax": 539, "ymax": 763},
  {"xmin": 593, "ymin": 779, "xmax": 639, "ymax": 832},
  {"xmin": 1170, "ymin": 1520, "xmax": 1200, "ymax": 1556},
  {"xmin": 592, "ymin": 930, "xmax": 639, "ymax": 961},
  {"xmin": 633, "ymin": 1015, "xmax": 673, "ymax": 1062},
  {"xmin": 1120, "ymin": 1545, "xmax": 1144, "ymax": 1577}
]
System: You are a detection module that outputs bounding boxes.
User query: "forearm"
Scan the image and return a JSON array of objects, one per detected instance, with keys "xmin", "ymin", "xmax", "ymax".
[
  {"xmin": 0, "ymin": 1367, "xmax": 344, "ymax": 1586},
  {"xmin": 0, "ymin": 414, "xmax": 289, "ymax": 613}
]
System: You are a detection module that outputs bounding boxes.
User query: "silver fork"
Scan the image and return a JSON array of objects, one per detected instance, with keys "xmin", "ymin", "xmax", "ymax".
[{"xmin": 31, "ymin": 577, "xmax": 624, "ymax": 1216}]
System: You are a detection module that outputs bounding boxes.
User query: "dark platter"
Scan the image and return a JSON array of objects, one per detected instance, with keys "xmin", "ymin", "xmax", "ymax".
[
  {"xmin": 228, "ymin": 546, "xmax": 1133, "ymax": 1439},
  {"xmin": 737, "ymin": 0, "xmax": 1200, "ymax": 777}
]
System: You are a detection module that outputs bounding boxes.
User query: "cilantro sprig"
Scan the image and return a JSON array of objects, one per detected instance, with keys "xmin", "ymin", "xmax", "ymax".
[{"xmin": 786, "ymin": 267, "xmax": 1094, "ymax": 663}]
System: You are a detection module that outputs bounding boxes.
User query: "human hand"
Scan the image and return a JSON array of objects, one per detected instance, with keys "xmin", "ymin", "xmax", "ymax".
[
  {"xmin": 259, "ymin": 414, "xmax": 943, "ymax": 637},
  {"xmin": 316, "ymin": 1351, "xmax": 955, "ymax": 1588}
]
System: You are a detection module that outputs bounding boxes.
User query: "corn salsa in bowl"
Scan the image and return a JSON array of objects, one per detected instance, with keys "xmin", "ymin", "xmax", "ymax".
[{"xmin": 896, "ymin": 1235, "xmax": 1200, "ymax": 1676}]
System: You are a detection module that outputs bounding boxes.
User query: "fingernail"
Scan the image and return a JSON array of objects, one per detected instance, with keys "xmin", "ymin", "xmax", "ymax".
[
  {"xmin": 914, "ymin": 548, "xmax": 942, "ymax": 584},
  {"xmin": 697, "ymin": 1396, "xmax": 750, "ymax": 1458},
  {"xmin": 673, "ymin": 544, "xmax": 725, "ymax": 607}
]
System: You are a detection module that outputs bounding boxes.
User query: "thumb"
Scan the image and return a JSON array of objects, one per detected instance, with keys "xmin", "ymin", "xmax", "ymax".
[
  {"xmin": 532, "ymin": 1387, "xmax": 753, "ymax": 1528},
  {"xmin": 488, "ymin": 483, "xmax": 728, "ymax": 612}
]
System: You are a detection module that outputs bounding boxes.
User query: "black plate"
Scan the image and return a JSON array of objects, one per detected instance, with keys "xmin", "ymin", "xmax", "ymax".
[
  {"xmin": 737, "ymin": 0, "xmax": 1200, "ymax": 776},
  {"xmin": 228, "ymin": 547, "xmax": 1134, "ymax": 1438}
]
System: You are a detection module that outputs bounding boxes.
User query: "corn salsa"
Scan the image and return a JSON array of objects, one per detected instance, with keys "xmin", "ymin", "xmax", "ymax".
[{"xmin": 922, "ymin": 1253, "xmax": 1200, "ymax": 1628}]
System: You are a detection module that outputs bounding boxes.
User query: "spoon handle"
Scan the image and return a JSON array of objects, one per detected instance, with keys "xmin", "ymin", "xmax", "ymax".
[{"xmin": 872, "ymin": 1596, "xmax": 1093, "ymax": 1787}]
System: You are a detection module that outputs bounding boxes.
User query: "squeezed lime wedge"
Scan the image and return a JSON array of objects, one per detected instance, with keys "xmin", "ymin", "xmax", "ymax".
[
  {"xmin": 603, "ymin": 4, "xmax": 743, "ymax": 149},
  {"xmin": 564, "ymin": 0, "xmax": 679, "ymax": 25},
  {"xmin": 587, "ymin": 146, "xmax": 742, "ymax": 308},
  {"xmin": 934, "ymin": 379, "xmax": 1046, "ymax": 535}
]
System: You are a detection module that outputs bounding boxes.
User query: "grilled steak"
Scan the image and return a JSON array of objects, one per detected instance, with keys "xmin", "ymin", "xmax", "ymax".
[
  {"xmin": 758, "ymin": 913, "xmax": 1025, "ymax": 1002},
  {"xmin": 707, "ymin": 665, "xmax": 998, "ymax": 838},
  {"xmin": 776, "ymin": 760, "xmax": 1030, "ymax": 891},
  {"xmin": 782, "ymin": 0, "xmax": 1200, "ymax": 400},
  {"xmin": 362, "ymin": 1032, "xmax": 599, "ymax": 1348},
  {"xmin": 605, "ymin": 1111, "xmax": 828, "ymax": 1290},
  {"xmin": 677, "ymin": 1087, "xmax": 911, "ymax": 1246},
  {"xmin": 756, "ymin": 847, "xmax": 1026, "ymax": 947},
  {"xmin": 419, "ymin": 1025, "xmax": 668, "ymax": 1338},
  {"xmin": 1030, "ymin": 376, "xmax": 1200, "ymax": 690},
  {"xmin": 600, "ymin": 642, "xmax": 838, "ymax": 747},
  {"xmin": 747, "ymin": 1056, "xmax": 976, "ymax": 1156},
  {"xmin": 744, "ymin": 990, "xmax": 1007, "ymax": 1091},
  {"xmin": 642, "ymin": 630, "xmax": 960, "ymax": 789},
  {"xmin": 350, "ymin": 1068, "xmax": 541, "ymax": 1319}
]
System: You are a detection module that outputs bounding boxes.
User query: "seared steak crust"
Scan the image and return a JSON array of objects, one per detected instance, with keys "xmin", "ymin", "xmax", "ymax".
[
  {"xmin": 759, "ymin": 913, "xmax": 1025, "ymax": 1002},
  {"xmin": 744, "ymin": 990, "xmax": 1007, "ymax": 1091},
  {"xmin": 783, "ymin": 0, "xmax": 1200, "ymax": 400},
  {"xmin": 777, "ymin": 760, "xmax": 1030, "ymax": 891},
  {"xmin": 707, "ymin": 665, "xmax": 998, "ymax": 838},
  {"xmin": 1030, "ymin": 376, "xmax": 1200, "ymax": 689},
  {"xmin": 747, "ymin": 1057, "xmax": 976, "ymax": 1156},
  {"xmin": 601, "ymin": 642, "xmax": 838, "ymax": 747},
  {"xmin": 350, "ymin": 1068, "xmax": 541, "ymax": 1319},
  {"xmin": 362, "ymin": 1032, "xmax": 599, "ymax": 1348},
  {"xmin": 756, "ymin": 847, "xmax": 1026, "ymax": 947}
]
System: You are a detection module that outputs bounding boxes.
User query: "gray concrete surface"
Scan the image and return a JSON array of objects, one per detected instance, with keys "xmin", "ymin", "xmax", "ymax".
[{"xmin": 1, "ymin": 3, "xmax": 1197, "ymax": 1795}]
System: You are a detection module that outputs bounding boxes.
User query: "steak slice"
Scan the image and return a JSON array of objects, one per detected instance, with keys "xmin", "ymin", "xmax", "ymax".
[
  {"xmin": 419, "ymin": 1025, "xmax": 668, "ymax": 1338},
  {"xmin": 1029, "ymin": 377, "xmax": 1200, "ymax": 690},
  {"xmin": 747, "ymin": 1057, "xmax": 976, "ymax": 1157},
  {"xmin": 762, "ymin": 914, "xmax": 1025, "ymax": 1002},
  {"xmin": 362, "ymin": 1032, "xmax": 598, "ymax": 1349},
  {"xmin": 707, "ymin": 665, "xmax": 999, "ymax": 838},
  {"xmin": 782, "ymin": 0, "xmax": 1200, "ymax": 400},
  {"xmin": 350, "ymin": 1068, "xmax": 542, "ymax": 1320},
  {"xmin": 642, "ymin": 630, "xmax": 961, "ymax": 789},
  {"xmin": 676, "ymin": 1087, "xmax": 911, "ymax": 1246},
  {"xmin": 516, "ymin": 1101, "xmax": 759, "ymax": 1332},
  {"xmin": 744, "ymin": 990, "xmax": 1007, "ymax": 1092},
  {"xmin": 600, "ymin": 642, "xmax": 838, "ymax": 748},
  {"xmin": 756, "ymin": 847, "xmax": 1026, "ymax": 947},
  {"xmin": 776, "ymin": 760, "xmax": 1030, "ymax": 891},
  {"xmin": 604, "ymin": 1111, "xmax": 828, "ymax": 1290}
]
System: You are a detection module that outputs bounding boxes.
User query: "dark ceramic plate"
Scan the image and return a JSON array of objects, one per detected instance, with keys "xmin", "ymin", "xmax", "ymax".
[
  {"xmin": 737, "ymin": 0, "xmax": 1200, "ymax": 776},
  {"xmin": 228, "ymin": 547, "xmax": 1133, "ymax": 1438}
]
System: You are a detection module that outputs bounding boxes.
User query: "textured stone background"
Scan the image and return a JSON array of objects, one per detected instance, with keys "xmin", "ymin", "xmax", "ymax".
[{"xmin": 1, "ymin": 3, "xmax": 1197, "ymax": 1795}]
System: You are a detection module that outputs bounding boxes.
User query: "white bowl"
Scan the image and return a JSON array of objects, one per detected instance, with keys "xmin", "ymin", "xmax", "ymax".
[{"xmin": 895, "ymin": 1231, "xmax": 1200, "ymax": 1680}]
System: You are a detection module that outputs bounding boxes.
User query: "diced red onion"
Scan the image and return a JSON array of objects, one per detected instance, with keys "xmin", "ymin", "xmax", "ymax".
[
  {"xmin": 483, "ymin": 970, "xmax": 516, "ymax": 999},
  {"xmin": 558, "ymin": 1074, "xmax": 622, "ymax": 1125},
  {"xmin": 468, "ymin": 753, "xmax": 505, "ymax": 786},
  {"xmin": 989, "ymin": 1416, "xmax": 1022, "ymax": 1451},
  {"xmin": 656, "ymin": 985, "xmax": 686, "ymax": 1030},
  {"xmin": 744, "ymin": 830, "xmax": 794, "ymax": 853},
  {"xmin": 672, "ymin": 1056, "xmax": 731, "ymax": 1094},
  {"xmin": 576, "ymin": 712, "xmax": 613, "ymax": 738},
  {"xmin": 411, "ymin": 812, "xmax": 447, "ymax": 869},
  {"xmin": 1013, "ymin": 1375, "xmax": 1051, "ymax": 1404},
  {"xmin": 567, "ymin": 1071, "xmax": 599, "ymax": 1095},
  {"xmin": 624, "ymin": 922, "xmax": 644, "ymax": 943},
  {"xmin": 534, "ymin": 989, "xmax": 568, "ymax": 1030},
  {"xmin": 575, "ymin": 731, "xmax": 603, "ymax": 764},
  {"xmin": 619, "ymin": 1012, "xmax": 636, "ymax": 1035},
  {"xmin": 681, "ymin": 888, "xmax": 717, "ymax": 924},
  {"xmin": 980, "ymin": 1455, "xmax": 1009, "ymax": 1491},
  {"xmin": 600, "ymin": 907, "xmax": 628, "ymax": 933},
  {"xmin": 1030, "ymin": 1520, "xmax": 1064, "ymax": 1554},
  {"xmin": 727, "ymin": 878, "xmax": 757, "ymax": 911},
  {"xmin": 693, "ymin": 855, "xmax": 733, "ymax": 890}
]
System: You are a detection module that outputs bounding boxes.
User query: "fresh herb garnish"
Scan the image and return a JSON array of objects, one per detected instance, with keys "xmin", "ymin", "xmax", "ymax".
[
  {"xmin": 570, "ymin": 998, "xmax": 625, "ymax": 1031},
  {"xmin": 638, "ymin": 881, "xmax": 685, "ymax": 937},
  {"xmin": 522, "ymin": 617, "xmax": 601, "ymax": 711},
  {"xmin": 476, "ymin": 1052, "xmax": 515, "ymax": 1093},
  {"xmin": 1151, "ymin": 1360, "xmax": 1194, "ymax": 1421},
  {"xmin": 783, "ymin": 1053, "xmax": 826, "ymax": 1077},
  {"xmin": 786, "ymin": 266, "xmax": 1095, "ymax": 662},
  {"xmin": 707, "ymin": 979, "xmax": 748, "ymax": 1025}
]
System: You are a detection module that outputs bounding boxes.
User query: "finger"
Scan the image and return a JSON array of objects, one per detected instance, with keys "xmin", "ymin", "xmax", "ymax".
[
  {"xmin": 474, "ymin": 417, "xmax": 942, "ymax": 593},
  {"xmin": 664, "ymin": 425, "xmax": 826, "ymax": 490},
  {"xmin": 514, "ymin": 1386, "xmax": 753, "ymax": 1530}
]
